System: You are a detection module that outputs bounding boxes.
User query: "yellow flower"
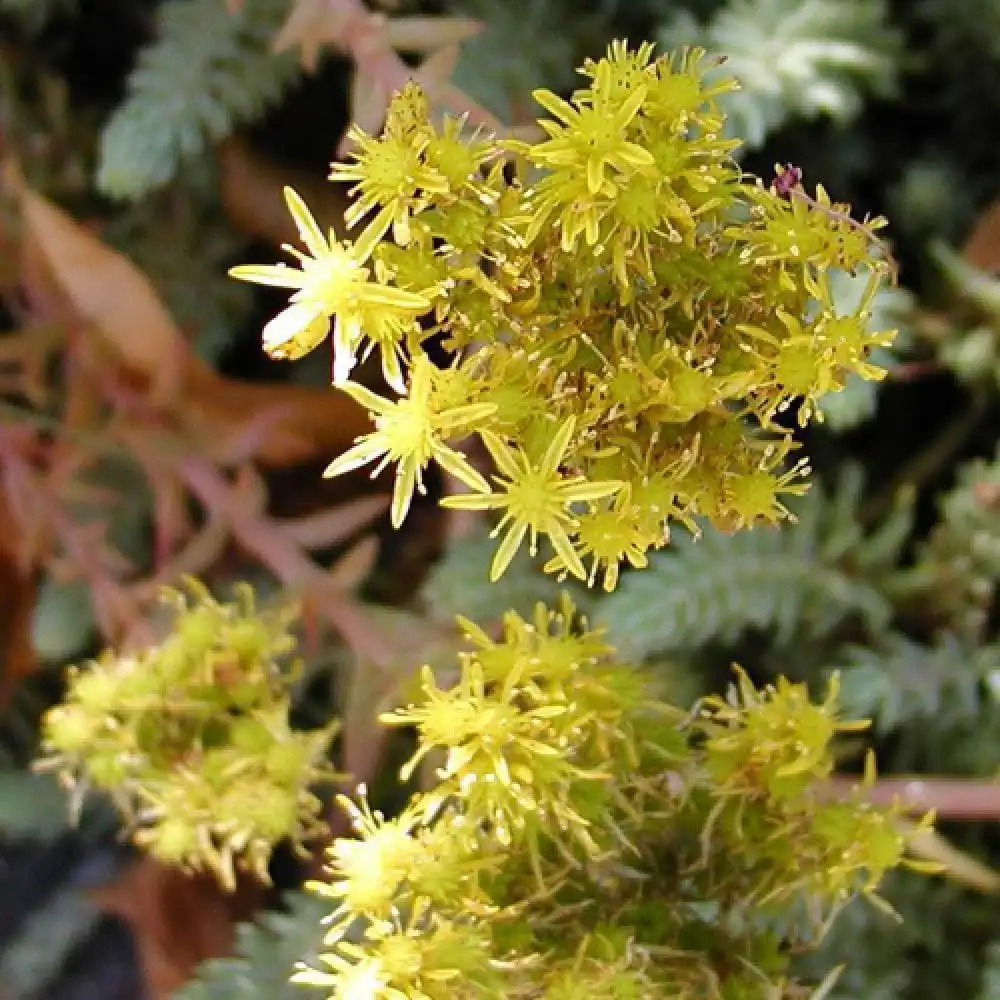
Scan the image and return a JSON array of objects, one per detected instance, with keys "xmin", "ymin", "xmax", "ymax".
[
  {"xmin": 259, "ymin": 301, "xmax": 329, "ymax": 361},
  {"xmin": 441, "ymin": 416, "xmax": 624, "ymax": 582},
  {"xmin": 546, "ymin": 497, "xmax": 654, "ymax": 592},
  {"xmin": 291, "ymin": 952, "xmax": 390, "ymax": 1000},
  {"xmin": 530, "ymin": 84, "xmax": 654, "ymax": 197},
  {"xmin": 309, "ymin": 794, "xmax": 425, "ymax": 932},
  {"xmin": 229, "ymin": 186, "xmax": 430, "ymax": 384},
  {"xmin": 331, "ymin": 84, "xmax": 449, "ymax": 247},
  {"xmin": 323, "ymin": 355, "xmax": 495, "ymax": 528}
]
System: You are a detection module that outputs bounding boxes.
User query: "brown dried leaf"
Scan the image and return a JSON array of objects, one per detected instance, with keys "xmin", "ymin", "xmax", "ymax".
[
  {"xmin": 217, "ymin": 137, "xmax": 349, "ymax": 248},
  {"xmin": 963, "ymin": 196, "xmax": 1000, "ymax": 274},
  {"xmin": 6, "ymin": 167, "xmax": 186, "ymax": 403},
  {"xmin": 271, "ymin": 0, "xmax": 356, "ymax": 70},
  {"xmin": 328, "ymin": 533, "xmax": 379, "ymax": 590},
  {"xmin": 91, "ymin": 856, "xmax": 264, "ymax": 1000},
  {"xmin": 183, "ymin": 367, "xmax": 373, "ymax": 469},
  {"xmin": 341, "ymin": 43, "xmax": 500, "ymax": 156},
  {"xmin": 0, "ymin": 493, "xmax": 38, "ymax": 709},
  {"xmin": 273, "ymin": 0, "xmax": 498, "ymax": 153},
  {"xmin": 276, "ymin": 494, "xmax": 389, "ymax": 549},
  {"xmin": 347, "ymin": 71, "xmax": 394, "ymax": 140}
]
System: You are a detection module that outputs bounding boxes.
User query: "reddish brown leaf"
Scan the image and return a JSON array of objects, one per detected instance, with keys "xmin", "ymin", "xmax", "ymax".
[
  {"xmin": 275, "ymin": 494, "xmax": 388, "ymax": 549},
  {"xmin": 6, "ymin": 167, "xmax": 187, "ymax": 403},
  {"xmin": 963, "ymin": 195, "xmax": 1000, "ymax": 274},
  {"xmin": 0, "ymin": 494, "xmax": 38, "ymax": 709},
  {"xmin": 217, "ymin": 137, "xmax": 349, "ymax": 249},
  {"xmin": 91, "ymin": 856, "xmax": 264, "ymax": 1000},
  {"xmin": 382, "ymin": 16, "xmax": 483, "ymax": 51},
  {"xmin": 183, "ymin": 367, "xmax": 373, "ymax": 470}
]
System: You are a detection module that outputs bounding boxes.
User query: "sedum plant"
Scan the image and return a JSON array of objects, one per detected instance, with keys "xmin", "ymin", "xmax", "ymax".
[
  {"xmin": 37, "ymin": 41, "xmax": 928, "ymax": 1000},
  {"xmin": 292, "ymin": 602, "xmax": 933, "ymax": 1000},
  {"xmin": 39, "ymin": 580, "xmax": 338, "ymax": 890},
  {"xmin": 231, "ymin": 41, "xmax": 896, "ymax": 591}
]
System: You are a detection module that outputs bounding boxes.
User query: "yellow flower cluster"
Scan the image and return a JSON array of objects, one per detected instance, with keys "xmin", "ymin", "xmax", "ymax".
[
  {"xmin": 295, "ymin": 599, "xmax": 929, "ymax": 1000},
  {"xmin": 233, "ymin": 41, "xmax": 896, "ymax": 592},
  {"xmin": 38, "ymin": 581, "xmax": 337, "ymax": 889}
]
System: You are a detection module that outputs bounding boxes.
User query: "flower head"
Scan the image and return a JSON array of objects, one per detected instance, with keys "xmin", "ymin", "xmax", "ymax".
[
  {"xmin": 229, "ymin": 186, "xmax": 431, "ymax": 384},
  {"xmin": 324, "ymin": 354, "xmax": 495, "ymax": 528},
  {"xmin": 332, "ymin": 83, "xmax": 449, "ymax": 247},
  {"xmin": 441, "ymin": 417, "xmax": 624, "ymax": 582}
]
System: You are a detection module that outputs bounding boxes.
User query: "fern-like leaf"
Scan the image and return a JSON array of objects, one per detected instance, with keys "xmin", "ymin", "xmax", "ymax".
[
  {"xmin": 96, "ymin": 0, "xmax": 300, "ymax": 201},
  {"xmin": 660, "ymin": 0, "xmax": 900, "ymax": 149},
  {"xmin": 596, "ymin": 468, "xmax": 907, "ymax": 662},
  {"xmin": 835, "ymin": 633, "xmax": 990, "ymax": 734},
  {"xmin": 421, "ymin": 524, "xmax": 595, "ymax": 628}
]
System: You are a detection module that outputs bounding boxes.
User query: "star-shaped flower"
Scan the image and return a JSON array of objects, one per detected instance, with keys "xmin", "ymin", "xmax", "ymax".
[
  {"xmin": 441, "ymin": 416, "xmax": 624, "ymax": 582},
  {"xmin": 229, "ymin": 186, "xmax": 430, "ymax": 388},
  {"xmin": 323, "ymin": 354, "xmax": 495, "ymax": 528}
]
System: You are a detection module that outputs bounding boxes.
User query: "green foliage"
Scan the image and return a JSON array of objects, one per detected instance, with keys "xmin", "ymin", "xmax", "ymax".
[
  {"xmin": 897, "ymin": 442, "xmax": 1000, "ymax": 640},
  {"xmin": 0, "ymin": 771, "xmax": 116, "ymax": 841},
  {"xmin": 175, "ymin": 891, "xmax": 330, "ymax": 1000},
  {"xmin": 0, "ymin": 890, "xmax": 104, "ymax": 1000},
  {"xmin": 836, "ymin": 633, "xmax": 991, "ymax": 736},
  {"xmin": 596, "ymin": 466, "xmax": 910, "ymax": 661},
  {"xmin": 420, "ymin": 524, "xmax": 594, "ymax": 626},
  {"xmin": 30, "ymin": 578, "xmax": 96, "ymax": 665},
  {"xmin": 96, "ymin": 0, "xmax": 300, "ymax": 201},
  {"xmin": 660, "ymin": 0, "xmax": 900, "ymax": 148}
]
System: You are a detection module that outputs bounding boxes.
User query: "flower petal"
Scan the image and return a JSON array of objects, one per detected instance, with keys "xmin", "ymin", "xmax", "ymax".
[
  {"xmin": 332, "ymin": 315, "xmax": 361, "ymax": 384},
  {"xmin": 357, "ymin": 282, "xmax": 431, "ymax": 312},
  {"xmin": 432, "ymin": 441, "xmax": 491, "ymax": 494},
  {"xmin": 560, "ymin": 479, "xmax": 624, "ymax": 503},
  {"xmin": 338, "ymin": 379, "xmax": 395, "ymax": 415},
  {"xmin": 391, "ymin": 456, "xmax": 419, "ymax": 527},
  {"xmin": 440, "ymin": 490, "xmax": 495, "ymax": 511},
  {"xmin": 617, "ymin": 84, "xmax": 648, "ymax": 127},
  {"xmin": 532, "ymin": 88, "xmax": 580, "ymax": 126},
  {"xmin": 479, "ymin": 431, "xmax": 522, "ymax": 481},
  {"xmin": 541, "ymin": 416, "xmax": 575, "ymax": 477},
  {"xmin": 547, "ymin": 524, "xmax": 587, "ymax": 580},
  {"xmin": 323, "ymin": 437, "xmax": 384, "ymax": 479},
  {"xmin": 261, "ymin": 303, "xmax": 330, "ymax": 360},
  {"xmin": 490, "ymin": 521, "xmax": 528, "ymax": 581},
  {"xmin": 586, "ymin": 155, "xmax": 604, "ymax": 196},
  {"xmin": 435, "ymin": 402, "xmax": 498, "ymax": 431},
  {"xmin": 352, "ymin": 205, "xmax": 394, "ymax": 261},
  {"xmin": 284, "ymin": 186, "xmax": 329, "ymax": 259},
  {"xmin": 229, "ymin": 263, "xmax": 305, "ymax": 289}
]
